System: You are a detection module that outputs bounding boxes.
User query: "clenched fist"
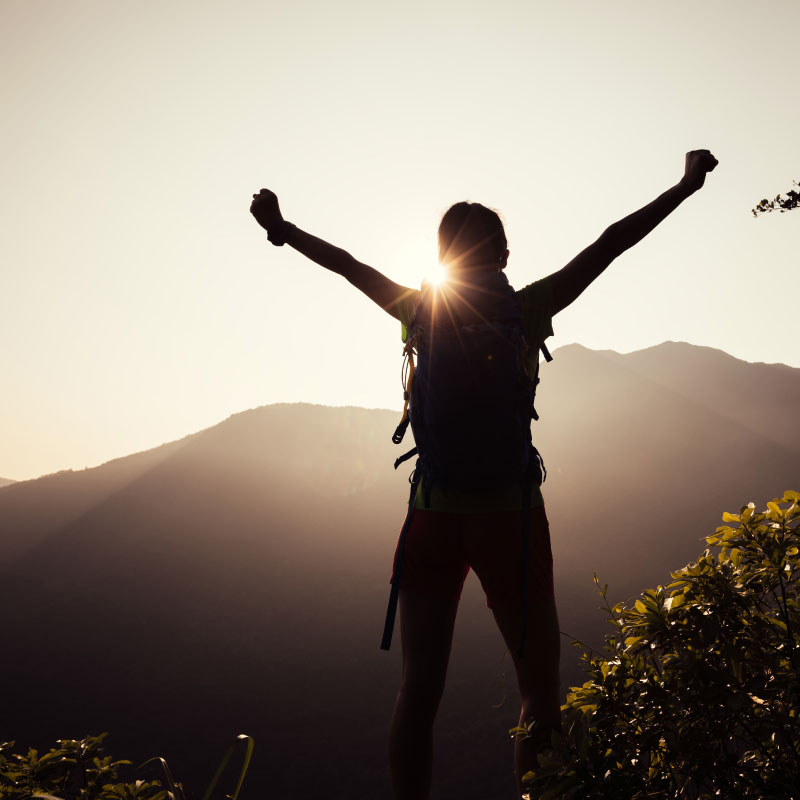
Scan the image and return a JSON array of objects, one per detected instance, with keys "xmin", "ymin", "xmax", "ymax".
[
  {"xmin": 250, "ymin": 188, "xmax": 283, "ymax": 231},
  {"xmin": 681, "ymin": 150, "xmax": 718, "ymax": 193}
]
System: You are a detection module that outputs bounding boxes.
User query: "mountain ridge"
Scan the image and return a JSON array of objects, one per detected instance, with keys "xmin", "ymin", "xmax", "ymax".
[
  {"xmin": 3, "ymin": 341, "xmax": 795, "ymax": 488},
  {"xmin": 2, "ymin": 341, "xmax": 798, "ymax": 800}
]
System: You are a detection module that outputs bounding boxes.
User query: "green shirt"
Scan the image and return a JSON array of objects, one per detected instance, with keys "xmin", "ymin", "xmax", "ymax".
[{"xmin": 397, "ymin": 276, "xmax": 554, "ymax": 513}]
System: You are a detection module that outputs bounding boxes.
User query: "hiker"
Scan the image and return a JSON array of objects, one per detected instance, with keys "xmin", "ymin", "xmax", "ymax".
[{"xmin": 250, "ymin": 149, "xmax": 718, "ymax": 800}]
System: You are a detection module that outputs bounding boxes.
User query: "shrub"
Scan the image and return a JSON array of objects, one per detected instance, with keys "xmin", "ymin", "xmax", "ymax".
[
  {"xmin": 518, "ymin": 491, "xmax": 800, "ymax": 799},
  {"xmin": 0, "ymin": 733, "xmax": 252, "ymax": 800},
  {"xmin": 0, "ymin": 734, "xmax": 165, "ymax": 800}
]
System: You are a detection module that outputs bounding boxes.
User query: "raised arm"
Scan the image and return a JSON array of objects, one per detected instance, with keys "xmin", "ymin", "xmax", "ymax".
[
  {"xmin": 250, "ymin": 189, "xmax": 415, "ymax": 321},
  {"xmin": 548, "ymin": 150, "xmax": 718, "ymax": 315}
]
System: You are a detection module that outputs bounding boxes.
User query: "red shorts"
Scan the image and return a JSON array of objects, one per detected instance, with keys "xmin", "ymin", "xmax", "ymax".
[{"xmin": 390, "ymin": 505, "xmax": 555, "ymax": 610}]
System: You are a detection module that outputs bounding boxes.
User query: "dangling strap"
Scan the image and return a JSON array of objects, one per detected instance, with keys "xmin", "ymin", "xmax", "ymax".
[
  {"xmin": 531, "ymin": 342, "xmax": 553, "ymax": 422},
  {"xmin": 392, "ymin": 349, "xmax": 416, "ymax": 444},
  {"xmin": 517, "ymin": 473, "xmax": 533, "ymax": 659},
  {"xmin": 392, "ymin": 418, "xmax": 411, "ymax": 445},
  {"xmin": 381, "ymin": 470, "xmax": 421, "ymax": 651},
  {"xmin": 394, "ymin": 447, "xmax": 418, "ymax": 470}
]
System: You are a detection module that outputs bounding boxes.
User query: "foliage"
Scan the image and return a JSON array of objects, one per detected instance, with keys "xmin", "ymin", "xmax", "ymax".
[
  {"xmin": 0, "ymin": 734, "xmax": 161, "ymax": 800},
  {"xmin": 0, "ymin": 733, "xmax": 253, "ymax": 800},
  {"xmin": 752, "ymin": 182, "xmax": 799, "ymax": 216},
  {"xmin": 516, "ymin": 491, "xmax": 800, "ymax": 799}
]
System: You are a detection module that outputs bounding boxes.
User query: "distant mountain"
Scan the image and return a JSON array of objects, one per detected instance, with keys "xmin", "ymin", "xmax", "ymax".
[
  {"xmin": 0, "ymin": 477, "xmax": 15, "ymax": 488},
  {"xmin": 600, "ymin": 341, "xmax": 800, "ymax": 446},
  {"xmin": 2, "ymin": 343, "xmax": 798, "ymax": 800}
]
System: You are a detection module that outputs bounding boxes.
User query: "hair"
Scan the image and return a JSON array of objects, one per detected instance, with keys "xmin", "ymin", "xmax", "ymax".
[{"xmin": 438, "ymin": 202, "xmax": 508, "ymax": 271}]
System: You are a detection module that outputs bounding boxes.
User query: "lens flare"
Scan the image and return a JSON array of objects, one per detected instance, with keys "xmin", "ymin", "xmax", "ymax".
[{"xmin": 426, "ymin": 264, "xmax": 449, "ymax": 287}]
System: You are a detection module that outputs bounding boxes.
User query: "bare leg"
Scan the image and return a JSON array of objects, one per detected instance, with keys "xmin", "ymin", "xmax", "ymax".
[
  {"xmin": 388, "ymin": 588, "xmax": 461, "ymax": 800},
  {"xmin": 492, "ymin": 597, "xmax": 561, "ymax": 799}
]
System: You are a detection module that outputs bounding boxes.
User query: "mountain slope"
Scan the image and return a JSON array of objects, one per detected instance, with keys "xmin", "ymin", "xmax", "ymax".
[
  {"xmin": 0, "ymin": 433, "xmax": 198, "ymax": 569},
  {"xmin": 601, "ymin": 341, "xmax": 800, "ymax": 446},
  {"xmin": 2, "ymin": 343, "xmax": 798, "ymax": 800}
]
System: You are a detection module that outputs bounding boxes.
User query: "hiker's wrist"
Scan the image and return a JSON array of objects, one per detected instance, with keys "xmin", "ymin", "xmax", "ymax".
[
  {"xmin": 676, "ymin": 178, "xmax": 697, "ymax": 198},
  {"xmin": 267, "ymin": 221, "xmax": 297, "ymax": 247}
]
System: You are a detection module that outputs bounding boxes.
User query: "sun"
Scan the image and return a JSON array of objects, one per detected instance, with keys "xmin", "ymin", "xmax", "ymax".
[
  {"xmin": 425, "ymin": 263, "xmax": 449, "ymax": 287},
  {"xmin": 390, "ymin": 238, "xmax": 451, "ymax": 289}
]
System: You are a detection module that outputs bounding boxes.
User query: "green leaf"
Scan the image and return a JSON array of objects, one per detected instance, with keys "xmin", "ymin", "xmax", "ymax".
[
  {"xmin": 768, "ymin": 617, "xmax": 788, "ymax": 633},
  {"xmin": 201, "ymin": 735, "xmax": 254, "ymax": 800},
  {"xmin": 767, "ymin": 501, "xmax": 783, "ymax": 519},
  {"xmin": 665, "ymin": 593, "xmax": 685, "ymax": 611}
]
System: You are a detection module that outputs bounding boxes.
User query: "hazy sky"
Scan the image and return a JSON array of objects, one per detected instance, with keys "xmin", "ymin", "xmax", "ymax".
[{"xmin": 2, "ymin": 0, "xmax": 798, "ymax": 481}]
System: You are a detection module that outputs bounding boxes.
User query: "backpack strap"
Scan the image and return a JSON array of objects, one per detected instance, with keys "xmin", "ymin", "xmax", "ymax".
[
  {"xmin": 531, "ymin": 342, "xmax": 553, "ymax": 422},
  {"xmin": 393, "ymin": 447, "xmax": 418, "ymax": 470},
  {"xmin": 381, "ymin": 468, "xmax": 421, "ymax": 651},
  {"xmin": 517, "ymin": 471, "xmax": 532, "ymax": 659},
  {"xmin": 392, "ymin": 418, "xmax": 411, "ymax": 445},
  {"xmin": 392, "ymin": 345, "xmax": 417, "ymax": 445}
]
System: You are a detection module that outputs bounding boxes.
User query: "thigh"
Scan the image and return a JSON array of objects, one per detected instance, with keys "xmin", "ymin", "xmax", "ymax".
[
  {"xmin": 398, "ymin": 586, "xmax": 462, "ymax": 700},
  {"xmin": 464, "ymin": 506, "xmax": 559, "ymax": 686},
  {"xmin": 391, "ymin": 509, "xmax": 470, "ymax": 600},
  {"xmin": 464, "ymin": 505, "xmax": 555, "ymax": 612},
  {"xmin": 393, "ymin": 510, "xmax": 469, "ymax": 692}
]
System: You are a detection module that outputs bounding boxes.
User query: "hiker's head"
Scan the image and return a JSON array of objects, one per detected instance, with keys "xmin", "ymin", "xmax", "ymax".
[{"xmin": 438, "ymin": 202, "xmax": 509, "ymax": 273}]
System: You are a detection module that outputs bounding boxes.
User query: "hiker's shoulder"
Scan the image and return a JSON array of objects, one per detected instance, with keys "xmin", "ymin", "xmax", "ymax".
[
  {"xmin": 398, "ymin": 287, "xmax": 422, "ymax": 336},
  {"xmin": 514, "ymin": 275, "xmax": 554, "ymax": 349},
  {"xmin": 515, "ymin": 274, "xmax": 553, "ymax": 314}
]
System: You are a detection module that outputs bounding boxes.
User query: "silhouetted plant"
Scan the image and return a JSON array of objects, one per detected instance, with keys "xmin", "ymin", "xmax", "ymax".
[
  {"xmin": 752, "ymin": 181, "xmax": 799, "ymax": 216},
  {"xmin": 0, "ymin": 733, "xmax": 253, "ymax": 800},
  {"xmin": 515, "ymin": 491, "xmax": 800, "ymax": 799}
]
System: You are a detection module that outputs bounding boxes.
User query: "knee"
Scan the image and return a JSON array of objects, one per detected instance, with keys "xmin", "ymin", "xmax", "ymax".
[
  {"xmin": 518, "ymin": 658, "xmax": 560, "ymax": 718},
  {"xmin": 396, "ymin": 672, "xmax": 446, "ymax": 723}
]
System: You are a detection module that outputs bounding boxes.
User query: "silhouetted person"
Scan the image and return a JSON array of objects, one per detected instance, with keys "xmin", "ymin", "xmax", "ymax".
[{"xmin": 250, "ymin": 149, "xmax": 718, "ymax": 799}]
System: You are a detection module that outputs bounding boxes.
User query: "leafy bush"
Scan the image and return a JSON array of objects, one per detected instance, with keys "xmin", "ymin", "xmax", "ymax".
[
  {"xmin": 519, "ymin": 491, "xmax": 800, "ymax": 799},
  {"xmin": 0, "ymin": 733, "xmax": 252, "ymax": 800},
  {"xmin": 0, "ymin": 734, "xmax": 164, "ymax": 800}
]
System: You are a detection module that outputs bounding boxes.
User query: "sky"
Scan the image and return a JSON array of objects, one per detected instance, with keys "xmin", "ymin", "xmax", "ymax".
[{"xmin": 1, "ymin": 0, "xmax": 798, "ymax": 481}]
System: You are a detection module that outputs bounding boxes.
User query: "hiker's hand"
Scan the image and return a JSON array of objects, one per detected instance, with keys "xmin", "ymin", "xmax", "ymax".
[
  {"xmin": 680, "ymin": 150, "xmax": 718, "ymax": 193},
  {"xmin": 250, "ymin": 188, "xmax": 283, "ymax": 231}
]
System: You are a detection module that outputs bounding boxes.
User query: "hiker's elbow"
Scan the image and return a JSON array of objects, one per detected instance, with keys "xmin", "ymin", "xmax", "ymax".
[{"xmin": 598, "ymin": 224, "xmax": 624, "ymax": 258}]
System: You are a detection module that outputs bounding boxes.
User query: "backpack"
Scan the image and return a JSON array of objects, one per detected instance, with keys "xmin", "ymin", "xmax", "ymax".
[
  {"xmin": 381, "ymin": 271, "xmax": 552, "ymax": 653},
  {"xmin": 392, "ymin": 271, "xmax": 549, "ymax": 495}
]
